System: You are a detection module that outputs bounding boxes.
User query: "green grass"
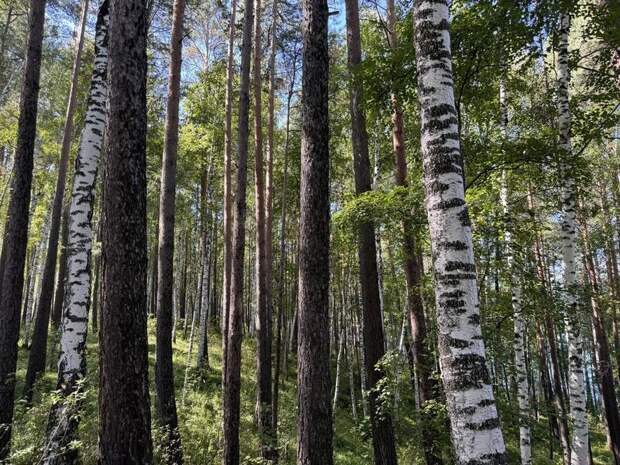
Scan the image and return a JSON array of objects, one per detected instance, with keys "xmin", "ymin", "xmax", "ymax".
[{"xmin": 7, "ymin": 319, "xmax": 614, "ymax": 464}]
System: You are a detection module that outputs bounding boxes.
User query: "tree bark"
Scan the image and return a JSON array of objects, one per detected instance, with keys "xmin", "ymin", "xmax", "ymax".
[
  {"xmin": 499, "ymin": 76, "xmax": 531, "ymax": 465},
  {"xmin": 221, "ymin": 0, "xmax": 237, "ymax": 384},
  {"xmin": 579, "ymin": 208, "xmax": 620, "ymax": 465},
  {"xmin": 51, "ymin": 203, "xmax": 70, "ymax": 328},
  {"xmin": 252, "ymin": 0, "xmax": 275, "ymax": 459},
  {"xmin": 271, "ymin": 56, "xmax": 295, "ymax": 459},
  {"xmin": 343, "ymin": 0, "xmax": 398, "ymax": 463},
  {"xmin": 412, "ymin": 2, "xmax": 507, "ymax": 463},
  {"xmin": 40, "ymin": 4, "xmax": 109, "ymax": 462},
  {"xmin": 155, "ymin": 0, "xmax": 186, "ymax": 461},
  {"xmin": 98, "ymin": 0, "xmax": 153, "ymax": 460},
  {"xmin": 23, "ymin": 0, "xmax": 89, "ymax": 403},
  {"xmin": 296, "ymin": 0, "xmax": 333, "ymax": 461},
  {"xmin": 385, "ymin": 1, "xmax": 442, "ymax": 462},
  {"xmin": 222, "ymin": 0, "xmax": 253, "ymax": 460},
  {"xmin": 556, "ymin": 14, "xmax": 590, "ymax": 465},
  {"xmin": 0, "ymin": 0, "xmax": 46, "ymax": 457}
]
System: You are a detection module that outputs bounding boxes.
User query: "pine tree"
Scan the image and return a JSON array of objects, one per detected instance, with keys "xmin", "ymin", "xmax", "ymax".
[
  {"xmin": 98, "ymin": 0, "xmax": 153, "ymax": 460},
  {"xmin": 0, "ymin": 0, "xmax": 46, "ymax": 457}
]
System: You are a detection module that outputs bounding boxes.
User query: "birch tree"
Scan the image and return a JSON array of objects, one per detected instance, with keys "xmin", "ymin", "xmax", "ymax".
[
  {"xmin": 412, "ymin": 2, "xmax": 507, "ymax": 463},
  {"xmin": 556, "ymin": 13, "xmax": 590, "ymax": 465},
  {"xmin": 41, "ymin": 3, "xmax": 109, "ymax": 461},
  {"xmin": 499, "ymin": 76, "xmax": 531, "ymax": 465}
]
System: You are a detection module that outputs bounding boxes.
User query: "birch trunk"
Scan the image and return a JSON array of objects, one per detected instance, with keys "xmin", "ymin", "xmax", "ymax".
[
  {"xmin": 40, "ymin": 4, "xmax": 109, "ymax": 462},
  {"xmin": 556, "ymin": 14, "xmax": 590, "ymax": 465},
  {"xmin": 412, "ymin": 2, "xmax": 506, "ymax": 463},
  {"xmin": 499, "ymin": 77, "xmax": 531, "ymax": 465},
  {"xmin": 0, "ymin": 0, "xmax": 46, "ymax": 456}
]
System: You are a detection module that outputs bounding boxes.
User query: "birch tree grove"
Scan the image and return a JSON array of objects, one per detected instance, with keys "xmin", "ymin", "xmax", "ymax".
[
  {"xmin": 412, "ymin": 1, "xmax": 507, "ymax": 463},
  {"xmin": 0, "ymin": 0, "xmax": 619, "ymax": 464}
]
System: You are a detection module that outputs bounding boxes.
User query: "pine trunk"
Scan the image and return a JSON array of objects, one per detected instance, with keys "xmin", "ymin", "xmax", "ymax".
[
  {"xmin": 344, "ymin": 0, "xmax": 398, "ymax": 463},
  {"xmin": 155, "ymin": 0, "xmax": 186, "ymax": 460},
  {"xmin": 222, "ymin": 0, "xmax": 253, "ymax": 460},
  {"xmin": 221, "ymin": 0, "xmax": 237, "ymax": 383},
  {"xmin": 412, "ymin": 2, "xmax": 507, "ymax": 463},
  {"xmin": 386, "ymin": 0, "xmax": 441, "ymax": 461},
  {"xmin": 579, "ymin": 211, "xmax": 620, "ymax": 464},
  {"xmin": 0, "ymin": 0, "xmax": 46, "ymax": 456},
  {"xmin": 98, "ymin": 0, "xmax": 153, "ymax": 459},
  {"xmin": 252, "ymin": 0, "xmax": 274, "ymax": 458},
  {"xmin": 23, "ymin": 0, "xmax": 89, "ymax": 402},
  {"xmin": 296, "ymin": 0, "xmax": 333, "ymax": 461}
]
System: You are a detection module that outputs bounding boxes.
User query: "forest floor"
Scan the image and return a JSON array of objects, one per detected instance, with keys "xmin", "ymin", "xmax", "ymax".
[{"xmin": 8, "ymin": 319, "xmax": 613, "ymax": 465}]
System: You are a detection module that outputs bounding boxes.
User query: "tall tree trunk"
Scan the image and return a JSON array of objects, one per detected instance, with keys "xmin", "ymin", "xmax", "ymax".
[
  {"xmin": 343, "ymin": 0, "xmax": 397, "ymax": 463},
  {"xmin": 579, "ymin": 209, "xmax": 620, "ymax": 465},
  {"xmin": 222, "ymin": 0, "xmax": 253, "ymax": 460},
  {"xmin": 0, "ymin": 0, "xmax": 46, "ymax": 456},
  {"xmin": 265, "ymin": 0, "xmax": 277, "ymax": 360},
  {"xmin": 271, "ymin": 56, "xmax": 295, "ymax": 459},
  {"xmin": 252, "ymin": 0, "xmax": 275, "ymax": 459},
  {"xmin": 23, "ymin": 0, "xmax": 89, "ymax": 403},
  {"xmin": 412, "ymin": 2, "xmax": 507, "ymax": 464},
  {"xmin": 98, "ymin": 0, "xmax": 153, "ymax": 460},
  {"xmin": 556, "ymin": 13, "xmax": 590, "ymax": 465},
  {"xmin": 221, "ymin": 0, "xmax": 238, "ymax": 383},
  {"xmin": 499, "ymin": 76, "xmax": 531, "ymax": 465},
  {"xmin": 40, "ymin": 4, "xmax": 109, "ymax": 462},
  {"xmin": 155, "ymin": 0, "xmax": 186, "ymax": 460},
  {"xmin": 197, "ymin": 163, "xmax": 213, "ymax": 370},
  {"xmin": 296, "ymin": 0, "xmax": 333, "ymax": 462},
  {"xmin": 51, "ymin": 203, "xmax": 70, "ymax": 328},
  {"xmin": 386, "ymin": 0, "xmax": 442, "ymax": 462}
]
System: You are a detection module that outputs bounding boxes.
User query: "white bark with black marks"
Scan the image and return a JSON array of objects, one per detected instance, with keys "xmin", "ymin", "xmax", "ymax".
[
  {"xmin": 499, "ymin": 77, "xmax": 531, "ymax": 465},
  {"xmin": 412, "ymin": 2, "xmax": 506, "ymax": 463},
  {"xmin": 41, "ymin": 3, "xmax": 109, "ymax": 463},
  {"xmin": 557, "ymin": 13, "xmax": 589, "ymax": 465}
]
